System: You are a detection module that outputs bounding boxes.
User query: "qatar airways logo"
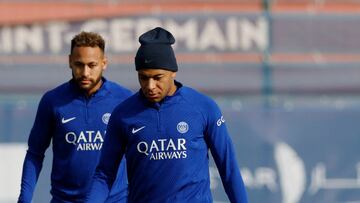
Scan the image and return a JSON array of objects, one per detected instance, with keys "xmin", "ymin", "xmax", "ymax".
[
  {"xmin": 65, "ymin": 130, "xmax": 105, "ymax": 151},
  {"xmin": 137, "ymin": 138, "xmax": 187, "ymax": 160}
]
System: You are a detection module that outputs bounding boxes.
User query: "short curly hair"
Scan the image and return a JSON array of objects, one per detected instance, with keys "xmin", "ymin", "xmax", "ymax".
[{"xmin": 70, "ymin": 31, "xmax": 105, "ymax": 53}]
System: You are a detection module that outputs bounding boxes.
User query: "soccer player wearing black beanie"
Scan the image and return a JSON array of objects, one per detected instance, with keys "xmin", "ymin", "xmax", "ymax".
[{"xmin": 88, "ymin": 27, "xmax": 248, "ymax": 203}]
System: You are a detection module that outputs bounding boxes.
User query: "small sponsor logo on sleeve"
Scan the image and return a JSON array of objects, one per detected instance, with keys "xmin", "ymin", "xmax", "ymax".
[{"xmin": 216, "ymin": 116, "xmax": 225, "ymax": 126}]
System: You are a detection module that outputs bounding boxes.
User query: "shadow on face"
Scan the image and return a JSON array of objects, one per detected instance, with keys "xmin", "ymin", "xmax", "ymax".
[{"xmin": 137, "ymin": 69, "xmax": 177, "ymax": 103}]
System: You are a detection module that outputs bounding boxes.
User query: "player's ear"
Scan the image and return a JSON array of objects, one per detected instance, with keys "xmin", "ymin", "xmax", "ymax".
[
  {"xmin": 68, "ymin": 54, "xmax": 72, "ymax": 69},
  {"xmin": 102, "ymin": 57, "xmax": 108, "ymax": 71}
]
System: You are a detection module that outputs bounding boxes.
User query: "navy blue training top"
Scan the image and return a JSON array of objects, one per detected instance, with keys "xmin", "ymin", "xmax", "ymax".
[
  {"xmin": 18, "ymin": 78, "xmax": 132, "ymax": 203},
  {"xmin": 88, "ymin": 81, "xmax": 248, "ymax": 203}
]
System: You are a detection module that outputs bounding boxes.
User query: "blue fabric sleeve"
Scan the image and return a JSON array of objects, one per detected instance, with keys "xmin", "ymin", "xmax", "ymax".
[
  {"xmin": 203, "ymin": 100, "xmax": 248, "ymax": 203},
  {"xmin": 18, "ymin": 94, "xmax": 54, "ymax": 203},
  {"xmin": 86, "ymin": 108, "xmax": 126, "ymax": 203}
]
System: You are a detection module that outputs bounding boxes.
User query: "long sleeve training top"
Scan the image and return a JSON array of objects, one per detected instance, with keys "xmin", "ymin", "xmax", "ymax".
[
  {"xmin": 88, "ymin": 81, "xmax": 248, "ymax": 203},
  {"xmin": 18, "ymin": 78, "xmax": 132, "ymax": 203}
]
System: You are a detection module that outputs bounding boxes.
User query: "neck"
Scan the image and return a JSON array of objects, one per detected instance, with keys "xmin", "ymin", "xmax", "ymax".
[
  {"xmin": 85, "ymin": 79, "xmax": 103, "ymax": 98},
  {"xmin": 167, "ymin": 82, "xmax": 177, "ymax": 96}
]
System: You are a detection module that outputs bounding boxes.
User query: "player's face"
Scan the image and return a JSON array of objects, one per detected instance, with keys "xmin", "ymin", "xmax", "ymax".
[
  {"xmin": 138, "ymin": 69, "xmax": 177, "ymax": 103},
  {"xmin": 69, "ymin": 46, "xmax": 107, "ymax": 96}
]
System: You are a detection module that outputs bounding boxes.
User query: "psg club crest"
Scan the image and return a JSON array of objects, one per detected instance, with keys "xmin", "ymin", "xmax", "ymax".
[
  {"xmin": 102, "ymin": 113, "xmax": 111, "ymax": 125},
  {"xmin": 177, "ymin": 121, "xmax": 189, "ymax": 134}
]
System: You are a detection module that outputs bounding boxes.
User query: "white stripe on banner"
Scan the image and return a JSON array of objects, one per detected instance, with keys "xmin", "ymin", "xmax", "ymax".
[{"xmin": 0, "ymin": 143, "xmax": 27, "ymax": 203}]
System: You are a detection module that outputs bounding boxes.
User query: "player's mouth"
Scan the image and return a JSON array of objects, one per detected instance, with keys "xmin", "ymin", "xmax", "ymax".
[
  {"xmin": 147, "ymin": 94, "xmax": 158, "ymax": 99},
  {"xmin": 80, "ymin": 79, "xmax": 91, "ymax": 85}
]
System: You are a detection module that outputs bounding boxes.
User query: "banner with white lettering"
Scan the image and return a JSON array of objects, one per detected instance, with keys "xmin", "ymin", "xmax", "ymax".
[{"xmin": 0, "ymin": 14, "xmax": 268, "ymax": 57}]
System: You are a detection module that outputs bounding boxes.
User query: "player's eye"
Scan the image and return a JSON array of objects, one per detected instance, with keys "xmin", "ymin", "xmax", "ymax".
[
  {"xmin": 73, "ymin": 62, "xmax": 84, "ymax": 67},
  {"xmin": 88, "ymin": 63, "xmax": 97, "ymax": 68},
  {"xmin": 153, "ymin": 75, "xmax": 163, "ymax": 81}
]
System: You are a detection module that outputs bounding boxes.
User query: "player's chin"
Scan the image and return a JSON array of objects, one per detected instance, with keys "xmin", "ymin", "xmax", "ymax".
[
  {"xmin": 146, "ymin": 95, "xmax": 161, "ymax": 103},
  {"xmin": 78, "ymin": 83, "xmax": 93, "ymax": 91}
]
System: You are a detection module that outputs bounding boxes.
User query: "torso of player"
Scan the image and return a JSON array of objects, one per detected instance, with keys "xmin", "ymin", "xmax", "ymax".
[
  {"xmin": 50, "ymin": 93, "xmax": 121, "ymax": 187},
  {"xmin": 126, "ymin": 104, "xmax": 207, "ymax": 162},
  {"xmin": 122, "ymin": 98, "xmax": 212, "ymax": 201},
  {"xmin": 54, "ymin": 98, "xmax": 113, "ymax": 153}
]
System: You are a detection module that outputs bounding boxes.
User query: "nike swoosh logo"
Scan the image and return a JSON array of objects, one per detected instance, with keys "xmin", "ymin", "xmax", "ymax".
[
  {"xmin": 62, "ymin": 117, "xmax": 76, "ymax": 124},
  {"xmin": 144, "ymin": 59, "xmax": 152, "ymax": 63},
  {"xmin": 132, "ymin": 126, "xmax": 146, "ymax": 134}
]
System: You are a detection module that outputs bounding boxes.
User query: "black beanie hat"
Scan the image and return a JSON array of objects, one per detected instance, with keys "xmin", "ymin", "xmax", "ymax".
[{"xmin": 135, "ymin": 27, "xmax": 178, "ymax": 72}]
